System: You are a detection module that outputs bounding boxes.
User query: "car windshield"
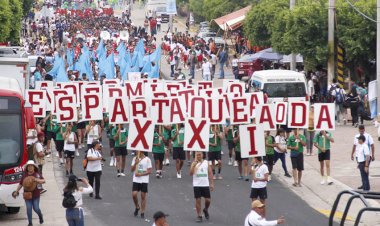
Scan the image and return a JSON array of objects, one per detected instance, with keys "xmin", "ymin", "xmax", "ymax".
[
  {"xmin": 0, "ymin": 114, "xmax": 22, "ymax": 166},
  {"xmin": 264, "ymin": 82, "xmax": 306, "ymax": 98}
]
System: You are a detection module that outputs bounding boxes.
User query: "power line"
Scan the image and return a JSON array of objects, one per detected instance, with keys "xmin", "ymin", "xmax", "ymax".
[{"xmin": 344, "ymin": 0, "xmax": 377, "ymax": 23}]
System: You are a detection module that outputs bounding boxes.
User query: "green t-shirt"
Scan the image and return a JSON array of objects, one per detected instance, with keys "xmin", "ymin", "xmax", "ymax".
[
  {"xmin": 152, "ymin": 132, "xmax": 165, "ymax": 153},
  {"xmin": 313, "ymin": 132, "xmax": 333, "ymax": 154},
  {"xmin": 209, "ymin": 128, "xmax": 222, "ymax": 152},
  {"xmin": 111, "ymin": 127, "xmax": 128, "ymax": 147},
  {"xmin": 265, "ymin": 135, "xmax": 275, "ymax": 155},
  {"xmin": 287, "ymin": 134, "xmax": 306, "ymax": 153},
  {"xmin": 55, "ymin": 126, "xmax": 66, "ymax": 141},
  {"xmin": 235, "ymin": 139, "xmax": 241, "ymax": 152},
  {"xmin": 45, "ymin": 115, "xmax": 55, "ymax": 132},
  {"xmin": 225, "ymin": 127, "xmax": 234, "ymax": 141},
  {"xmin": 171, "ymin": 127, "xmax": 184, "ymax": 148},
  {"xmin": 71, "ymin": 123, "xmax": 78, "ymax": 133},
  {"xmin": 103, "ymin": 113, "xmax": 109, "ymax": 129}
]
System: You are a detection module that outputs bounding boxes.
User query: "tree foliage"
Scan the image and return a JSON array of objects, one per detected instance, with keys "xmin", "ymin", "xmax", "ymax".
[
  {"xmin": 9, "ymin": 0, "xmax": 23, "ymax": 45},
  {"xmin": 0, "ymin": 0, "xmax": 12, "ymax": 43},
  {"xmin": 22, "ymin": 0, "xmax": 33, "ymax": 17}
]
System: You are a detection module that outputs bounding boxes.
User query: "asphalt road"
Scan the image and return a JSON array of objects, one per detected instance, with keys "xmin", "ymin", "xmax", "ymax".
[{"xmin": 61, "ymin": 133, "xmax": 332, "ymax": 226}]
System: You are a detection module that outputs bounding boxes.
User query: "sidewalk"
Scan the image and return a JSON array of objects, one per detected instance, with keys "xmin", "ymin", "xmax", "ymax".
[
  {"xmin": 1, "ymin": 158, "xmax": 66, "ymax": 226},
  {"xmin": 271, "ymin": 121, "xmax": 380, "ymax": 225}
]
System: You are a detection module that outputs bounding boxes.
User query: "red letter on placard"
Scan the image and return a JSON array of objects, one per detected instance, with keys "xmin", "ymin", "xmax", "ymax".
[
  {"xmin": 125, "ymin": 82, "xmax": 143, "ymax": 97},
  {"xmin": 232, "ymin": 98, "xmax": 248, "ymax": 123},
  {"xmin": 130, "ymin": 119, "xmax": 152, "ymax": 149},
  {"xmin": 190, "ymin": 97, "xmax": 206, "ymax": 118},
  {"xmin": 171, "ymin": 98, "xmax": 185, "ymax": 122},
  {"xmin": 229, "ymin": 83, "xmax": 243, "ymax": 96},
  {"xmin": 316, "ymin": 105, "xmax": 333, "ymax": 129},
  {"xmin": 259, "ymin": 105, "xmax": 275, "ymax": 128},
  {"xmin": 290, "ymin": 102, "xmax": 307, "ymax": 127},
  {"xmin": 111, "ymin": 99, "xmax": 128, "ymax": 122},
  {"xmin": 131, "ymin": 100, "xmax": 147, "ymax": 118},
  {"xmin": 276, "ymin": 103, "xmax": 286, "ymax": 124},
  {"xmin": 247, "ymin": 126, "xmax": 258, "ymax": 155},
  {"xmin": 187, "ymin": 120, "xmax": 206, "ymax": 149},
  {"xmin": 152, "ymin": 99, "xmax": 170, "ymax": 123},
  {"xmin": 59, "ymin": 96, "xmax": 74, "ymax": 121},
  {"xmin": 29, "ymin": 92, "xmax": 44, "ymax": 116},
  {"xmin": 207, "ymin": 99, "xmax": 223, "ymax": 123},
  {"xmin": 83, "ymin": 95, "xmax": 99, "ymax": 119},
  {"xmin": 109, "ymin": 88, "xmax": 122, "ymax": 97}
]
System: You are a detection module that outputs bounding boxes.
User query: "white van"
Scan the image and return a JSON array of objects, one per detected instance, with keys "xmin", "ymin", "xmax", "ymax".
[{"xmin": 250, "ymin": 70, "xmax": 308, "ymax": 103}]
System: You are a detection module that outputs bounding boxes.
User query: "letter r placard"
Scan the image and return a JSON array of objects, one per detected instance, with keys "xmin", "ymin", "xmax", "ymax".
[
  {"xmin": 239, "ymin": 124, "xmax": 265, "ymax": 158},
  {"xmin": 184, "ymin": 117, "xmax": 210, "ymax": 152}
]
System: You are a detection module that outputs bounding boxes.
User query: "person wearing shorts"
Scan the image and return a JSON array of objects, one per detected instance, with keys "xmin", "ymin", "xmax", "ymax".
[
  {"xmin": 163, "ymin": 125, "xmax": 172, "ymax": 166},
  {"xmin": 313, "ymin": 130, "xmax": 334, "ymax": 185},
  {"xmin": 190, "ymin": 152, "xmax": 214, "ymax": 223},
  {"xmin": 131, "ymin": 152, "xmax": 152, "ymax": 219},
  {"xmin": 171, "ymin": 124, "xmax": 185, "ymax": 178},
  {"xmin": 153, "ymin": 126, "xmax": 166, "ymax": 178},
  {"xmin": 63, "ymin": 124, "xmax": 78, "ymax": 176},
  {"xmin": 108, "ymin": 123, "xmax": 116, "ymax": 167},
  {"xmin": 208, "ymin": 125, "xmax": 224, "ymax": 180},
  {"xmin": 287, "ymin": 129, "xmax": 306, "ymax": 187},
  {"xmin": 264, "ymin": 131, "xmax": 275, "ymax": 180},
  {"xmin": 250, "ymin": 157, "xmax": 269, "ymax": 204},
  {"xmin": 233, "ymin": 128, "xmax": 249, "ymax": 181},
  {"xmin": 77, "ymin": 121, "xmax": 86, "ymax": 149},
  {"xmin": 224, "ymin": 121, "xmax": 236, "ymax": 166},
  {"xmin": 42, "ymin": 112, "xmax": 55, "ymax": 157},
  {"xmin": 54, "ymin": 123, "xmax": 65, "ymax": 166},
  {"xmin": 112, "ymin": 124, "xmax": 128, "ymax": 177}
]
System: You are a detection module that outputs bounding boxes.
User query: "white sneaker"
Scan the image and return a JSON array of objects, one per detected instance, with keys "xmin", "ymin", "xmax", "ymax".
[
  {"xmin": 46, "ymin": 154, "xmax": 51, "ymax": 158},
  {"xmin": 55, "ymin": 152, "xmax": 59, "ymax": 157},
  {"xmin": 165, "ymin": 159, "xmax": 170, "ymax": 166},
  {"xmin": 75, "ymin": 150, "xmax": 80, "ymax": 157},
  {"xmin": 177, "ymin": 172, "xmax": 182, "ymax": 179},
  {"xmin": 110, "ymin": 158, "xmax": 114, "ymax": 166},
  {"xmin": 221, "ymin": 151, "xmax": 224, "ymax": 155},
  {"xmin": 120, "ymin": 173, "xmax": 126, "ymax": 177},
  {"xmin": 228, "ymin": 158, "xmax": 232, "ymax": 165},
  {"xmin": 320, "ymin": 176, "xmax": 326, "ymax": 185},
  {"xmin": 60, "ymin": 158, "xmax": 64, "ymax": 164},
  {"xmin": 117, "ymin": 173, "xmax": 121, "ymax": 177},
  {"xmin": 327, "ymin": 176, "xmax": 333, "ymax": 185},
  {"xmin": 233, "ymin": 161, "xmax": 238, "ymax": 167}
]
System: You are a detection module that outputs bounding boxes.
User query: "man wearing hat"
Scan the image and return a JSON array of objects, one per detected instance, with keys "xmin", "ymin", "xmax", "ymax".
[
  {"xmin": 152, "ymin": 211, "xmax": 169, "ymax": 226},
  {"xmin": 244, "ymin": 200, "xmax": 285, "ymax": 226}
]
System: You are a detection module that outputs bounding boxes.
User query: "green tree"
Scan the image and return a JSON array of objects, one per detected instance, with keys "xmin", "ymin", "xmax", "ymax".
[
  {"xmin": 189, "ymin": 0, "xmax": 205, "ymax": 22},
  {"xmin": 22, "ymin": 0, "xmax": 33, "ymax": 17},
  {"xmin": 9, "ymin": 0, "xmax": 23, "ymax": 45},
  {"xmin": 0, "ymin": 0, "xmax": 12, "ymax": 42}
]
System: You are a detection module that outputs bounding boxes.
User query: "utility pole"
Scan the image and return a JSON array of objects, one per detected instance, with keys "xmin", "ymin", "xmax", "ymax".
[
  {"xmin": 327, "ymin": 0, "xmax": 336, "ymax": 86},
  {"xmin": 290, "ymin": 0, "xmax": 296, "ymax": 71},
  {"xmin": 377, "ymin": 0, "xmax": 380, "ymax": 113}
]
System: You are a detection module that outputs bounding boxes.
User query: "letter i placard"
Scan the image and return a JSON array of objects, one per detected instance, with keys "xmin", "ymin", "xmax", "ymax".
[{"xmin": 239, "ymin": 124, "xmax": 265, "ymax": 158}]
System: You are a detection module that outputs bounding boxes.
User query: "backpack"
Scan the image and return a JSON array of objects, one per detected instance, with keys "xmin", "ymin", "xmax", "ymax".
[
  {"xmin": 335, "ymin": 88, "xmax": 345, "ymax": 104},
  {"xmin": 62, "ymin": 192, "xmax": 77, "ymax": 208},
  {"xmin": 327, "ymin": 85, "xmax": 336, "ymax": 103}
]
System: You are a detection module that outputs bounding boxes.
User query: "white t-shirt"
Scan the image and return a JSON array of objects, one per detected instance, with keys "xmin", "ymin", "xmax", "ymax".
[
  {"xmin": 87, "ymin": 125, "xmax": 100, "ymax": 145},
  {"xmin": 210, "ymin": 54, "xmax": 217, "ymax": 65},
  {"xmin": 72, "ymin": 186, "xmax": 93, "ymax": 208},
  {"xmin": 193, "ymin": 160, "xmax": 209, "ymax": 187},
  {"xmin": 308, "ymin": 79, "xmax": 314, "ymax": 96},
  {"xmin": 132, "ymin": 156, "xmax": 152, "ymax": 184},
  {"xmin": 244, "ymin": 210, "xmax": 278, "ymax": 226},
  {"xmin": 64, "ymin": 132, "xmax": 76, "ymax": 152},
  {"xmin": 86, "ymin": 148, "xmax": 102, "ymax": 172},
  {"xmin": 274, "ymin": 135, "xmax": 286, "ymax": 153},
  {"xmin": 232, "ymin": 58, "xmax": 238, "ymax": 67},
  {"xmin": 35, "ymin": 142, "xmax": 44, "ymax": 154},
  {"xmin": 355, "ymin": 143, "xmax": 370, "ymax": 163},
  {"xmin": 251, "ymin": 164, "xmax": 269, "ymax": 189},
  {"xmin": 354, "ymin": 133, "xmax": 374, "ymax": 156},
  {"xmin": 26, "ymin": 129, "xmax": 37, "ymax": 145},
  {"xmin": 202, "ymin": 61, "xmax": 211, "ymax": 75}
]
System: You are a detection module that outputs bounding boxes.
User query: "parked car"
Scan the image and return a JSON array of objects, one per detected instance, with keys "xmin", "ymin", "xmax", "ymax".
[{"xmin": 237, "ymin": 54, "xmax": 262, "ymax": 79}]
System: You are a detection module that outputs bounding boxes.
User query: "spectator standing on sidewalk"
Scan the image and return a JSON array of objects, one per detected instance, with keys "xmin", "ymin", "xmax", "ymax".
[
  {"xmin": 287, "ymin": 129, "xmax": 306, "ymax": 187},
  {"xmin": 217, "ymin": 46, "xmax": 228, "ymax": 79},
  {"xmin": 210, "ymin": 51, "xmax": 217, "ymax": 80},
  {"xmin": 352, "ymin": 135, "xmax": 371, "ymax": 191},
  {"xmin": 313, "ymin": 130, "xmax": 334, "ymax": 185},
  {"xmin": 201, "ymin": 58, "xmax": 212, "ymax": 81},
  {"xmin": 244, "ymin": 200, "xmax": 285, "ymax": 226},
  {"xmin": 231, "ymin": 54, "xmax": 239, "ymax": 79},
  {"xmin": 331, "ymin": 84, "xmax": 347, "ymax": 125},
  {"xmin": 86, "ymin": 141, "xmax": 103, "ymax": 200}
]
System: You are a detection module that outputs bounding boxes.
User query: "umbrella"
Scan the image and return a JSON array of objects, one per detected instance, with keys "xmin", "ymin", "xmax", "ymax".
[{"xmin": 251, "ymin": 48, "xmax": 283, "ymax": 61}]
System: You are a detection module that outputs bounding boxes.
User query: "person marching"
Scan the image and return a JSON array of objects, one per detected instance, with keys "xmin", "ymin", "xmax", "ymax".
[
  {"xmin": 54, "ymin": 123, "xmax": 65, "ymax": 166},
  {"xmin": 112, "ymin": 124, "xmax": 128, "ymax": 177},
  {"xmin": 233, "ymin": 128, "xmax": 249, "ymax": 181},
  {"xmin": 153, "ymin": 126, "xmax": 166, "ymax": 178},
  {"xmin": 224, "ymin": 121, "xmax": 237, "ymax": 166},
  {"xmin": 190, "ymin": 151, "xmax": 214, "ymax": 222},
  {"xmin": 250, "ymin": 157, "xmax": 269, "ymax": 204},
  {"xmin": 131, "ymin": 151, "xmax": 152, "ymax": 218},
  {"xmin": 172, "ymin": 123, "xmax": 186, "ymax": 178},
  {"xmin": 86, "ymin": 120, "xmax": 101, "ymax": 149},
  {"xmin": 264, "ymin": 131, "xmax": 275, "ymax": 180},
  {"xmin": 163, "ymin": 125, "xmax": 172, "ymax": 166},
  {"xmin": 63, "ymin": 123, "xmax": 78, "ymax": 177},
  {"xmin": 208, "ymin": 125, "xmax": 224, "ymax": 180},
  {"xmin": 313, "ymin": 130, "xmax": 334, "ymax": 185},
  {"xmin": 287, "ymin": 129, "xmax": 306, "ymax": 187},
  {"xmin": 274, "ymin": 128, "xmax": 291, "ymax": 178}
]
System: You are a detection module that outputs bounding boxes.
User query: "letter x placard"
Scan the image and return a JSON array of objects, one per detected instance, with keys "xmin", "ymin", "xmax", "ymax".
[
  {"xmin": 127, "ymin": 117, "xmax": 155, "ymax": 152},
  {"xmin": 184, "ymin": 117, "xmax": 210, "ymax": 152}
]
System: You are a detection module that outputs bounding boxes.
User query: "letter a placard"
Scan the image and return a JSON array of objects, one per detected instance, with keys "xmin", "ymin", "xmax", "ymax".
[
  {"xmin": 239, "ymin": 124, "xmax": 265, "ymax": 158},
  {"xmin": 184, "ymin": 117, "xmax": 210, "ymax": 152},
  {"xmin": 314, "ymin": 103, "xmax": 335, "ymax": 130},
  {"xmin": 127, "ymin": 117, "xmax": 155, "ymax": 152}
]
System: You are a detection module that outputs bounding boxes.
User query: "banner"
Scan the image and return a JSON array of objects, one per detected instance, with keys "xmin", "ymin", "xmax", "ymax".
[
  {"xmin": 127, "ymin": 117, "xmax": 155, "ymax": 152},
  {"xmin": 184, "ymin": 117, "xmax": 210, "ymax": 152},
  {"xmin": 314, "ymin": 103, "xmax": 335, "ymax": 130},
  {"xmin": 239, "ymin": 124, "xmax": 265, "ymax": 158}
]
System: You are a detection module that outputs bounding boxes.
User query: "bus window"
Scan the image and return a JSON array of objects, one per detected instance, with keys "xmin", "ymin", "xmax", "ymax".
[{"xmin": 0, "ymin": 114, "xmax": 21, "ymax": 165}]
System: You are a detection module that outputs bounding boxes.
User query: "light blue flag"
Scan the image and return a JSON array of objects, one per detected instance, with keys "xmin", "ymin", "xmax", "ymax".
[
  {"xmin": 103, "ymin": 53, "xmax": 115, "ymax": 79},
  {"xmin": 370, "ymin": 99, "xmax": 377, "ymax": 119},
  {"xmin": 96, "ymin": 39, "xmax": 105, "ymax": 59},
  {"xmin": 135, "ymin": 39, "xmax": 145, "ymax": 55},
  {"xmin": 56, "ymin": 56, "xmax": 69, "ymax": 82},
  {"xmin": 141, "ymin": 61, "xmax": 152, "ymax": 73},
  {"xmin": 48, "ymin": 54, "xmax": 60, "ymax": 76},
  {"xmin": 137, "ymin": 51, "xmax": 144, "ymax": 69},
  {"xmin": 150, "ymin": 63, "xmax": 160, "ymax": 78},
  {"xmin": 66, "ymin": 49, "xmax": 74, "ymax": 70}
]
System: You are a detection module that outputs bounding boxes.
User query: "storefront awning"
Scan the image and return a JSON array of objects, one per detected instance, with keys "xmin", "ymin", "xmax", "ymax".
[{"xmin": 213, "ymin": 6, "xmax": 252, "ymax": 31}]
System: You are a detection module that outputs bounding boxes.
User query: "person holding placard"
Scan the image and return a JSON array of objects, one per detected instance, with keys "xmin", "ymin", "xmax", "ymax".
[
  {"xmin": 153, "ymin": 126, "xmax": 166, "ymax": 179},
  {"xmin": 172, "ymin": 124, "xmax": 185, "ymax": 178},
  {"xmin": 63, "ymin": 123, "xmax": 78, "ymax": 177},
  {"xmin": 112, "ymin": 124, "xmax": 128, "ymax": 177},
  {"xmin": 163, "ymin": 125, "xmax": 173, "ymax": 166},
  {"xmin": 250, "ymin": 157, "xmax": 269, "ymax": 205},
  {"xmin": 273, "ymin": 129, "xmax": 291, "ymax": 178},
  {"xmin": 313, "ymin": 130, "xmax": 334, "ymax": 185},
  {"xmin": 208, "ymin": 125, "xmax": 224, "ymax": 180},
  {"xmin": 54, "ymin": 123, "xmax": 65, "ymax": 166},
  {"xmin": 264, "ymin": 131, "xmax": 275, "ymax": 180},
  {"xmin": 190, "ymin": 152, "xmax": 214, "ymax": 223},
  {"xmin": 131, "ymin": 151, "xmax": 152, "ymax": 219},
  {"xmin": 233, "ymin": 129, "xmax": 249, "ymax": 181},
  {"xmin": 287, "ymin": 130, "xmax": 306, "ymax": 187},
  {"xmin": 224, "ymin": 122, "xmax": 237, "ymax": 166}
]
